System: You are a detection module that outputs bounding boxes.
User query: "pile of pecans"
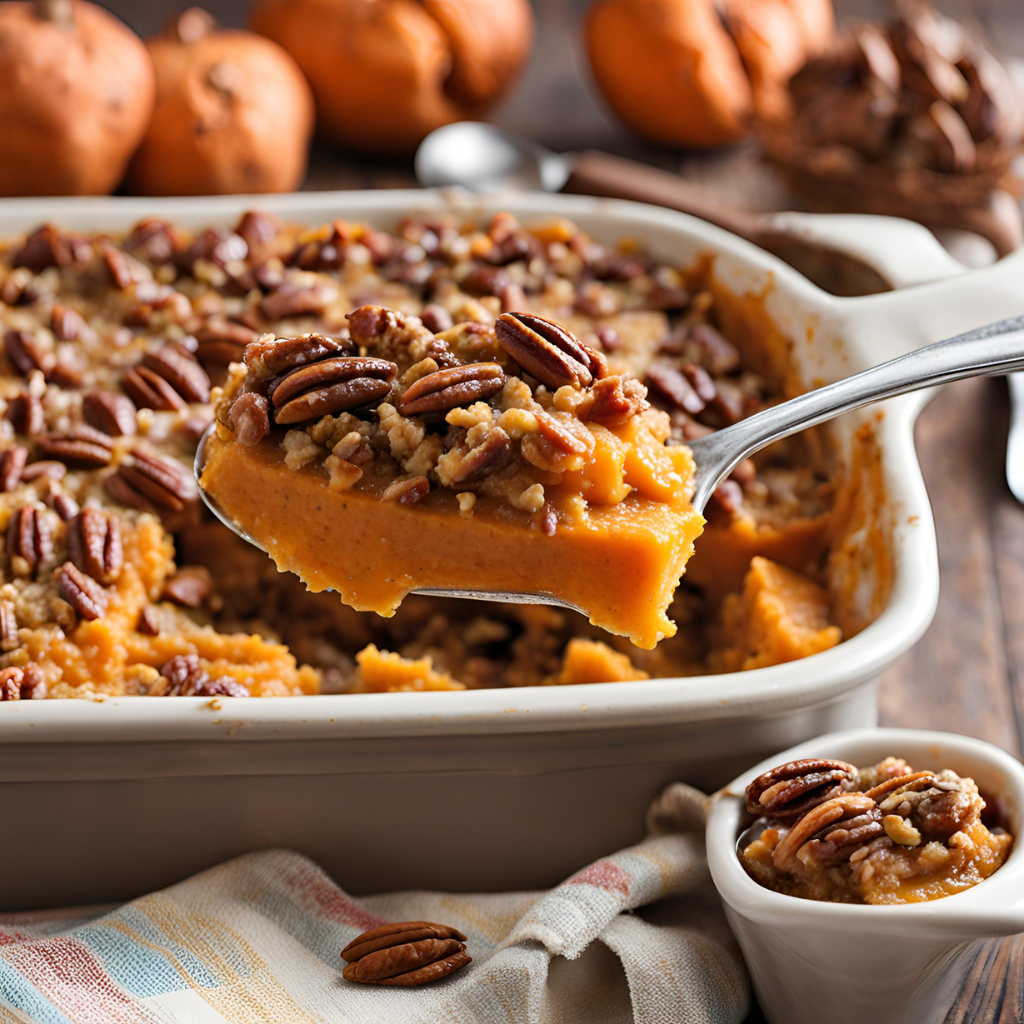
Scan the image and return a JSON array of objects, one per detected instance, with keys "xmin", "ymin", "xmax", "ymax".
[
  {"xmin": 744, "ymin": 756, "xmax": 984, "ymax": 874},
  {"xmin": 762, "ymin": 1, "xmax": 1024, "ymax": 254}
]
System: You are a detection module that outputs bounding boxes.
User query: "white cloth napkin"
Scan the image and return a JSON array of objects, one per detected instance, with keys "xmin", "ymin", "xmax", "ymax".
[{"xmin": 0, "ymin": 784, "xmax": 748, "ymax": 1024}]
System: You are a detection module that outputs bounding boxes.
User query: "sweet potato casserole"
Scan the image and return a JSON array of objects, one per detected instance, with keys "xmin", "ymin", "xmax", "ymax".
[
  {"xmin": 741, "ymin": 757, "xmax": 1013, "ymax": 904},
  {"xmin": 0, "ymin": 210, "xmax": 846, "ymax": 697}
]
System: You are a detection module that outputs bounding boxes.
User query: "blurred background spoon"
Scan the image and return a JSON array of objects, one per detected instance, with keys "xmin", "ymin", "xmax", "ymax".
[{"xmin": 415, "ymin": 121, "xmax": 894, "ymax": 296}]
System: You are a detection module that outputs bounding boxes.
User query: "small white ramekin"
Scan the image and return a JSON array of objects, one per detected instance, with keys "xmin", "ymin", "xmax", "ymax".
[{"xmin": 707, "ymin": 728, "xmax": 1024, "ymax": 1024}]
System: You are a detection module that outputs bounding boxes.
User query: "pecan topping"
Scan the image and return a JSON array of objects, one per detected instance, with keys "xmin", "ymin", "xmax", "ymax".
[
  {"xmin": 260, "ymin": 279, "xmax": 337, "ymax": 321},
  {"xmin": 123, "ymin": 365, "xmax": 188, "ymax": 412},
  {"xmin": 272, "ymin": 356, "xmax": 397, "ymax": 425},
  {"xmin": 875, "ymin": 770, "xmax": 974, "ymax": 840},
  {"xmin": 244, "ymin": 333, "xmax": 353, "ymax": 378},
  {"xmin": 5, "ymin": 329, "xmax": 54, "ymax": 378},
  {"xmin": 0, "ymin": 599, "xmax": 18, "ymax": 652},
  {"xmin": 52, "ymin": 492, "xmax": 80, "ymax": 521},
  {"xmin": 399, "ymin": 363, "xmax": 506, "ymax": 416},
  {"xmin": 447, "ymin": 428, "xmax": 512, "ymax": 485},
  {"xmin": 50, "ymin": 303, "xmax": 90, "ymax": 342},
  {"xmin": 83, "ymin": 389, "xmax": 138, "ymax": 437},
  {"xmin": 158, "ymin": 654, "xmax": 249, "ymax": 697},
  {"xmin": 11, "ymin": 224, "xmax": 78, "ymax": 272},
  {"xmin": 123, "ymin": 217, "xmax": 184, "ymax": 264},
  {"xmin": 56, "ymin": 561, "xmax": 108, "ymax": 620},
  {"xmin": 6, "ymin": 391, "xmax": 45, "ymax": 436},
  {"xmin": 228, "ymin": 392, "xmax": 271, "ymax": 446},
  {"xmin": 67, "ymin": 508, "xmax": 124, "ymax": 584},
  {"xmin": 341, "ymin": 921, "xmax": 470, "ymax": 987},
  {"xmin": 22, "ymin": 460, "xmax": 66, "ymax": 483},
  {"xmin": 0, "ymin": 664, "xmax": 47, "ymax": 701},
  {"xmin": 584, "ymin": 375, "xmax": 649, "ymax": 426},
  {"xmin": 105, "ymin": 449, "xmax": 198, "ymax": 514},
  {"xmin": 381, "ymin": 475, "xmax": 430, "ymax": 504},
  {"xmin": 420, "ymin": 304, "xmax": 454, "ymax": 334},
  {"xmin": 745, "ymin": 758, "xmax": 858, "ymax": 823},
  {"xmin": 772, "ymin": 793, "xmax": 880, "ymax": 870},
  {"xmin": 496, "ymin": 312, "xmax": 607, "ymax": 389},
  {"xmin": 646, "ymin": 362, "xmax": 705, "ymax": 415},
  {"xmin": 0, "ymin": 445, "xmax": 27, "ymax": 492},
  {"xmin": 195, "ymin": 318, "xmax": 259, "ymax": 367},
  {"xmin": 140, "ymin": 342, "xmax": 211, "ymax": 405},
  {"xmin": 36, "ymin": 426, "xmax": 114, "ymax": 467},
  {"xmin": 6, "ymin": 506, "xmax": 52, "ymax": 575},
  {"xmin": 101, "ymin": 242, "xmax": 153, "ymax": 289},
  {"xmin": 162, "ymin": 568, "xmax": 212, "ymax": 608},
  {"xmin": 862, "ymin": 770, "xmax": 936, "ymax": 802}
]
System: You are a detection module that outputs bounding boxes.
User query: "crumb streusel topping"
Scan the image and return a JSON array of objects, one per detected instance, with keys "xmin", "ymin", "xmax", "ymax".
[{"xmin": 0, "ymin": 210, "xmax": 838, "ymax": 696}]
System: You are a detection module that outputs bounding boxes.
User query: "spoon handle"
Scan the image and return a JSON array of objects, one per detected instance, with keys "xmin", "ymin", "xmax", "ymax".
[{"xmin": 687, "ymin": 315, "xmax": 1024, "ymax": 513}]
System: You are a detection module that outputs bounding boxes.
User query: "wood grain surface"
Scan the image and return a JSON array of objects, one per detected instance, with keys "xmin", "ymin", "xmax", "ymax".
[{"xmin": 106, "ymin": 0, "xmax": 1024, "ymax": 1019}]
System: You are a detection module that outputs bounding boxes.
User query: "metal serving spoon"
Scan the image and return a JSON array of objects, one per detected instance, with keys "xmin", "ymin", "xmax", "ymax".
[
  {"xmin": 414, "ymin": 122, "xmax": 893, "ymax": 296},
  {"xmin": 196, "ymin": 315, "xmax": 1024, "ymax": 611}
]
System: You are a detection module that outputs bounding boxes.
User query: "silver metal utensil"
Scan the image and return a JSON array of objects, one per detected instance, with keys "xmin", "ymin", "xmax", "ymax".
[
  {"xmin": 1007, "ymin": 373, "xmax": 1024, "ymax": 504},
  {"xmin": 197, "ymin": 316, "xmax": 1024, "ymax": 613}
]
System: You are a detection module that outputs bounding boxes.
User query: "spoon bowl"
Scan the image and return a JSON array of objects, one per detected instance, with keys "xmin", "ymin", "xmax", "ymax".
[{"xmin": 414, "ymin": 122, "xmax": 570, "ymax": 193}]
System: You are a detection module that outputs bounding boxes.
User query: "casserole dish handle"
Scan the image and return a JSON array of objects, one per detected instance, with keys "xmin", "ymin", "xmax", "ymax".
[{"xmin": 765, "ymin": 211, "xmax": 968, "ymax": 291}]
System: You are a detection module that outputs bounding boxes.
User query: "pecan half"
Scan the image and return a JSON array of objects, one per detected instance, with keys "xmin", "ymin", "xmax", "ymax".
[
  {"xmin": 745, "ymin": 758, "xmax": 858, "ymax": 823},
  {"xmin": 876, "ymin": 770, "xmax": 975, "ymax": 840},
  {"xmin": 271, "ymin": 356, "xmax": 397, "ymax": 425},
  {"xmin": 158, "ymin": 654, "xmax": 249, "ymax": 697},
  {"xmin": 67, "ymin": 508, "xmax": 124, "ymax": 584},
  {"xmin": 162, "ymin": 568, "xmax": 212, "ymax": 608},
  {"xmin": 0, "ymin": 445, "xmax": 27, "ymax": 492},
  {"xmin": 0, "ymin": 664, "xmax": 47, "ymax": 701},
  {"xmin": 101, "ymin": 242, "xmax": 153, "ymax": 289},
  {"xmin": 495, "ymin": 312, "xmax": 607, "ymax": 389},
  {"xmin": 195, "ymin": 318, "xmax": 259, "ymax": 367},
  {"xmin": 105, "ymin": 449, "xmax": 198, "ymax": 514},
  {"xmin": 6, "ymin": 391, "xmax": 45, "ymax": 436},
  {"xmin": 36, "ymin": 426, "xmax": 114, "ymax": 467},
  {"xmin": 123, "ymin": 365, "xmax": 188, "ymax": 412},
  {"xmin": 83, "ymin": 389, "xmax": 138, "ymax": 437},
  {"xmin": 260, "ymin": 279, "xmax": 337, "ymax": 321},
  {"xmin": 244, "ymin": 333, "xmax": 353, "ymax": 378},
  {"xmin": 228, "ymin": 392, "xmax": 271, "ymax": 445},
  {"xmin": 56, "ymin": 561, "xmax": 108, "ymax": 620},
  {"xmin": 772, "ymin": 793, "xmax": 880, "ymax": 870},
  {"xmin": 399, "ymin": 363, "xmax": 506, "ymax": 416},
  {"xmin": 0, "ymin": 599, "xmax": 18, "ymax": 651},
  {"xmin": 50, "ymin": 303, "xmax": 90, "ymax": 342},
  {"xmin": 6, "ymin": 506, "xmax": 52, "ymax": 575},
  {"xmin": 22, "ymin": 460, "xmax": 65, "ymax": 483},
  {"xmin": 5, "ymin": 329, "xmax": 54, "ymax": 379},
  {"xmin": 11, "ymin": 224, "xmax": 78, "ymax": 272},
  {"xmin": 341, "ymin": 921, "xmax": 470, "ymax": 987},
  {"xmin": 646, "ymin": 362, "xmax": 706, "ymax": 415},
  {"xmin": 141, "ymin": 342, "xmax": 211, "ymax": 405}
]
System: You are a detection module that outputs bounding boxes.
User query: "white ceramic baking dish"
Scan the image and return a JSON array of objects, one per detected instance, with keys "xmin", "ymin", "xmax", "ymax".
[
  {"xmin": 708, "ymin": 728, "xmax": 1024, "ymax": 1024},
  {"xmin": 1, "ymin": 191, "xmax": 1022, "ymax": 910}
]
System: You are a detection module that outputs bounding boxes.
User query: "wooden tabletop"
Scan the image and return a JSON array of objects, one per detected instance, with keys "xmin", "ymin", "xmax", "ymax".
[{"xmin": 108, "ymin": 0, "xmax": 1024, "ymax": 1019}]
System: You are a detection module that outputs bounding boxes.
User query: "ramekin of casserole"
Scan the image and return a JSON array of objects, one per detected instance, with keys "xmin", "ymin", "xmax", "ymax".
[
  {"xmin": 1, "ymin": 191, "xmax": 1022, "ymax": 910},
  {"xmin": 707, "ymin": 728, "xmax": 1024, "ymax": 1024}
]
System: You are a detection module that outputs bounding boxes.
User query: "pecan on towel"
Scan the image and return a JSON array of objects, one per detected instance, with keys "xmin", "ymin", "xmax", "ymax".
[{"xmin": 341, "ymin": 922, "xmax": 470, "ymax": 987}]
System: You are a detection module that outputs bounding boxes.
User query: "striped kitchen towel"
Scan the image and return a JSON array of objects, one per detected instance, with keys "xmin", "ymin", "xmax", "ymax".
[{"xmin": 0, "ymin": 784, "xmax": 748, "ymax": 1024}]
